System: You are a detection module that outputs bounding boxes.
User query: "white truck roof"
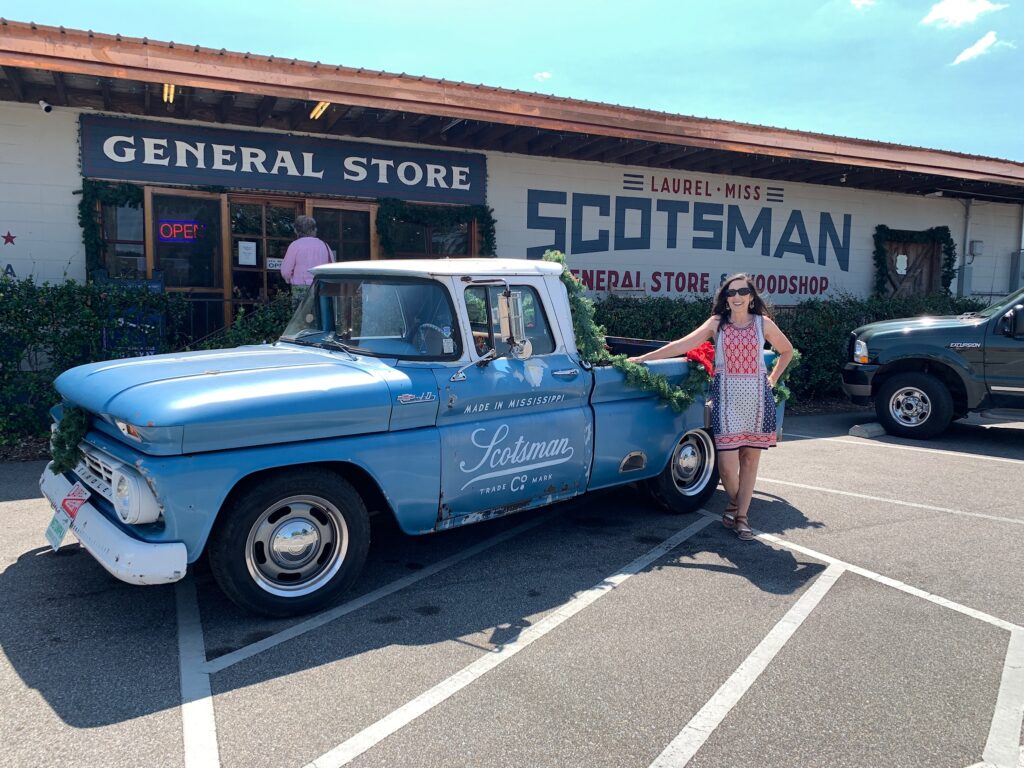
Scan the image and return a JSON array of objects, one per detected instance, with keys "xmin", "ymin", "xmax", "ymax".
[{"xmin": 311, "ymin": 258, "xmax": 564, "ymax": 279}]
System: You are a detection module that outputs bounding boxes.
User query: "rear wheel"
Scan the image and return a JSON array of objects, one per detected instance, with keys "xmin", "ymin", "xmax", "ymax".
[
  {"xmin": 208, "ymin": 470, "xmax": 370, "ymax": 617},
  {"xmin": 646, "ymin": 429, "xmax": 719, "ymax": 514},
  {"xmin": 875, "ymin": 372, "xmax": 953, "ymax": 440}
]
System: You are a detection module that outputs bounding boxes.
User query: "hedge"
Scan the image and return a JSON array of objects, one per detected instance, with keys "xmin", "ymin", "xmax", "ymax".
[{"xmin": 1, "ymin": 275, "xmax": 992, "ymax": 444}]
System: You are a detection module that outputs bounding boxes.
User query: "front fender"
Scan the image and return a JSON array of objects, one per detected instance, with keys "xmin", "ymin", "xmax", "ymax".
[
  {"xmin": 81, "ymin": 427, "xmax": 441, "ymax": 562},
  {"xmin": 874, "ymin": 345, "xmax": 986, "ymax": 405}
]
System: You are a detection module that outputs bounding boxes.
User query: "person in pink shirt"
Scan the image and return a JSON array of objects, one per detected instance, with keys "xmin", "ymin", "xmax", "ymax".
[{"xmin": 280, "ymin": 215, "xmax": 334, "ymax": 299}]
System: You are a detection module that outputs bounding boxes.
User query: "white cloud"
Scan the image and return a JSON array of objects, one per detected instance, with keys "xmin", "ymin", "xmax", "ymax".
[
  {"xmin": 952, "ymin": 30, "xmax": 999, "ymax": 63},
  {"xmin": 922, "ymin": 0, "xmax": 1007, "ymax": 28},
  {"xmin": 533, "ymin": 72, "xmax": 552, "ymax": 82},
  {"xmin": 850, "ymin": 0, "xmax": 876, "ymax": 9}
]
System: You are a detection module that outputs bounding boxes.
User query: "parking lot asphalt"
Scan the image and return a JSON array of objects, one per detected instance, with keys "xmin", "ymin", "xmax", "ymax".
[{"xmin": 1, "ymin": 411, "xmax": 1022, "ymax": 768}]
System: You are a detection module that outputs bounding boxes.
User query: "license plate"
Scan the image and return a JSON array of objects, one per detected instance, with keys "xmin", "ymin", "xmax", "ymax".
[{"xmin": 45, "ymin": 481, "xmax": 90, "ymax": 551}]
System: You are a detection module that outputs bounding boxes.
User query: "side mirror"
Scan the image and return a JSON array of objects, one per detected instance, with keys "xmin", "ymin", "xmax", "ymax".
[
  {"xmin": 1002, "ymin": 305, "xmax": 1024, "ymax": 337},
  {"xmin": 498, "ymin": 290, "xmax": 533, "ymax": 360}
]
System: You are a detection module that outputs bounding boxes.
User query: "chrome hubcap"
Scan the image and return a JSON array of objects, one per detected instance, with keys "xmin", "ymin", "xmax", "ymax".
[
  {"xmin": 889, "ymin": 386, "xmax": 931, "ymax": 427},
  {"xmin": 671, "ymin": 430, "xmax": 714, "ymax": 496},
  {"xmin": 246, "ymin": 495, "xmax": 349, "ymax": 597}
]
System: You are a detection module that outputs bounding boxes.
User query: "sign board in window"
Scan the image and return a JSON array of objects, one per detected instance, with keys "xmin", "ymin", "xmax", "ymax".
[
  {"xmin": 158, "ymin": 220, "xmax": 205, "ymax": 243},
  {"xmin": 238, "ymin": 241, "xmax": 257, "ymax": 266}
]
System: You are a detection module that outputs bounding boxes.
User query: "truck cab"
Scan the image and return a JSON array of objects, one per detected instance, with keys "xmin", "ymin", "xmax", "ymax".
[{"xmin": 842, "ymin": 287, "xmax": 1024, "ymax": 438}]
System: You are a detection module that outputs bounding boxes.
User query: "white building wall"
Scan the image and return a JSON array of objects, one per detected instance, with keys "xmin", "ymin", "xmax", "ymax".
[
  {"xmin": 0, "ymin": 101, "xmax": 85, "ymax": 282},
  {"xmin": 486, "ymin": 151, "xmax": 1024, "ymax": 302}
]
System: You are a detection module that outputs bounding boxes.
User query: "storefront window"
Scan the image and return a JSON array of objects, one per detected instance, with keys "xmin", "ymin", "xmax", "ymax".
[
  {"xmin": 391, "ymin": 218, "xmax": 472, "ymax": 258},
  {"xmin": 153, "ymin": 194, "xmax": 222, "ymax": 288},
  {"xmin": 314, "ymin": 208, "xmax": 371, "ymax": 262},
  {"xmin": 101, "ymin": 204, "xmax": 145, "ymax": 278},
  {"xmin": 229, "ymin": 199, "xmax": 298, "ymax": 303}
]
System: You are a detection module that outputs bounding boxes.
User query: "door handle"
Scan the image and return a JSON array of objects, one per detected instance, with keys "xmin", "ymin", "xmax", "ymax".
[{"xmin": 552, "ymin": 368, "xmax": 580, "ymax": 378}]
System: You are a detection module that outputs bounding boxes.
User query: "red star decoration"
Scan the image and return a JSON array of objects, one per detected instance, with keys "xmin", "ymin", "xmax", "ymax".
[{"xmin": 1, "ymin": 232, "xmax": 14, "ymax": 245}]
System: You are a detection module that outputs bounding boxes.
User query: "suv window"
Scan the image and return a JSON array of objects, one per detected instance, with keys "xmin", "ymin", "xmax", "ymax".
[{"xmin": 465, "ymin": 285, "xmax": 555, "ymax": 357}]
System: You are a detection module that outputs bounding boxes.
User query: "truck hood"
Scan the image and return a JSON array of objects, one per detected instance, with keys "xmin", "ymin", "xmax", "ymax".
[
  {"xmin": 854, "ymin": 314, "xmax": 986, "ymax": 342},
  {"xmin": 55, "ymin": 344, "xmax": 394, "ymax": 454}
]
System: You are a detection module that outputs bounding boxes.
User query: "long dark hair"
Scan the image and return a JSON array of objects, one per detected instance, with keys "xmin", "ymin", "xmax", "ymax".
[{"xmin": 712, "ymin": 273, "xmax": 772, "ymax": 323}]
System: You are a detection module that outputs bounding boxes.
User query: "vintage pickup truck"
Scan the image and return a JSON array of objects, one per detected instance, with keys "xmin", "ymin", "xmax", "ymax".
[
  {"xmin": 842, "ymin": 286, "xmax": 1024, "ymax": 438},
  {"xmin": 40, "ymin": 259, "xmax": 773, "ymax": 616}
]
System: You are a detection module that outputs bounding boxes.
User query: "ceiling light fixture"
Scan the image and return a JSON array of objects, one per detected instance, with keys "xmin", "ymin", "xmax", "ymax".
[
  {"xmin": 309, "ymin": 101, "xmax": 330, "ymax": 120},
  {"xmin": 162, "ymin": 83, "xmax": 176, "ymax": 104}
]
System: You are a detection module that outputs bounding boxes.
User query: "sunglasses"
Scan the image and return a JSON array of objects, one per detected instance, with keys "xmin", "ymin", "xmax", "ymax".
[{"xmin": 724, "ymin": 287, "xmax": 752, "ymax": 297}]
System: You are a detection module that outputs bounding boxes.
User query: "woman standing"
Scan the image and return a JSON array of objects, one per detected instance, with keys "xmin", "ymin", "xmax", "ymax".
[{"xmin": 628, "ymin": 274, "xmax": 794, "ymax": 541}]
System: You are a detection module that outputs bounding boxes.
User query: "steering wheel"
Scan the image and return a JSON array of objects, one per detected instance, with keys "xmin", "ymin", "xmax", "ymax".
[{"xmin": 415, "ymin": 323, "xmax": 446, "ymax": 355}]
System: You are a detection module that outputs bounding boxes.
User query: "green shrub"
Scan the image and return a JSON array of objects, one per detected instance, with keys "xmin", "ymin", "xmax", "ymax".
[
  {"xmin": 0, "ymin": 276, "xmax": 188, "ymax": 443},
  {"xmin": 595, "ymin": 292, "xmax": 988, "ymax": 401},
  {"xmin": 193, "ymin": 293, "xmax": 295, "ymax": 350}
]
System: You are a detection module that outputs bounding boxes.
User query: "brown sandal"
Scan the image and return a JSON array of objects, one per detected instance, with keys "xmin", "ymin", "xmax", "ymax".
[
  {"xmin": 722, "ymin": 502, "xmax": 738, "ymax": 529},
  {"xmin": 734, "ymin": 516, "xmax": 753, "ymax": 541}
]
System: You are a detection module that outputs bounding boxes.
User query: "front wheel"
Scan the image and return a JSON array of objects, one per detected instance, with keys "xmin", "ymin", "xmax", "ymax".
[
  {"xmin": 646, "ymin": 429, "xmax": 719, "ymax": 514},
  {"xmin": 874, "ymin": 372, "xmax": 953, "ymax": 440},
  {"xmin": 208, "ymin": 470, "xmax": 370, "ymax": 617}
]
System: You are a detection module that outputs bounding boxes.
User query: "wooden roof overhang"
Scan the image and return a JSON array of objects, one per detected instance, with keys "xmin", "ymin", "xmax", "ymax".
[{"xmin": 2, "ymin": 19, "xmax": 1024, "ymax": 204}]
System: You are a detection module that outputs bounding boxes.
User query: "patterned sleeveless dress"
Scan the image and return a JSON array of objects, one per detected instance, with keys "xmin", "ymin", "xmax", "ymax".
[{"xmin": 710, "ymin": 315, "xmax": 777, "ymax": 451}]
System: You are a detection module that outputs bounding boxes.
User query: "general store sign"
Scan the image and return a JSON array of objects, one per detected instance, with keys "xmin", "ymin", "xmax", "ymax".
[{"xmin": 80, "ymin": 115, "xmax": 487, "ymax": 205}]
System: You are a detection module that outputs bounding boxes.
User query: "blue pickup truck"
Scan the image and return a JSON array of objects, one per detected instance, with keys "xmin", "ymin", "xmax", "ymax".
[{"xmin": 40, "ymin": 259, "xmax": 775, "ymax": 616}]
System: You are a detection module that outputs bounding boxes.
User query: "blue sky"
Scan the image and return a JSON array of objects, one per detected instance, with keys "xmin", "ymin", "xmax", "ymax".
[{"xmin": 7, "ymin": 0, "xmax": 1023, "ymax": 161}]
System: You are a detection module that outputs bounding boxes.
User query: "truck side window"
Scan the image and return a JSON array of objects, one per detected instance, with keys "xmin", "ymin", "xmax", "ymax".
[{"xmin": 464, "ymin": 285, "xmax": 555, "ymax": 357}]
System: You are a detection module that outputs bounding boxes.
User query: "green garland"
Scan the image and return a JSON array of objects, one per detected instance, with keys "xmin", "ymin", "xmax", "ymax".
[
  {"xmin": 75, "ymin": 180, "xmax": 145, "ymax": 277},
  {"xmin": 872, "ymin": 225, "xmax": 957, "ymax": 297},
  {"xmin": 376, "ymin": 197, "xmax": 496, "ymax": 257},
  {"xmin": 50, "ymin": 405, "xmax": 89, "ymax": 475},
  {"xmin": 542, "ymin": 250, "xmax": 798, "ymax": 409}
]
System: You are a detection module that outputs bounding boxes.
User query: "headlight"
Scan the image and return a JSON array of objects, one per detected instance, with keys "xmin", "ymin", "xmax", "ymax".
[
  {"xmin": 110, "ymin": 467, "xmax": 161, "ymax": 525},
  {"xmin": 854, "ymin": 339, "xmax": 869, "ymax": 364}
]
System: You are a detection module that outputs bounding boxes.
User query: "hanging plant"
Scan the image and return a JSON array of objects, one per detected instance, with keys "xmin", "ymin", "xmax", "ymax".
[
  {"xmin": 376, "ymin": 198, "xmax": 496, "ymax": 257},
  {"xmin": 542, "ymin": 250, "xmax": 798, "ymax": 408},
  {"xmin": 872, "ymin": 225, "xmax": 958, "ymax": 297}
]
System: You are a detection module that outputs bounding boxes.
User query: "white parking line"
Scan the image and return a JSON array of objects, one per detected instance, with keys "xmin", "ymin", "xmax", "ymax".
[
  {"xmin": 175, "ymin": 578, "xmax": 220, "ymax": 768},
  {"xmin": 203, "ymin": 511, "xmax": 555, "ymax": 674},
  {"xmin": 983, "ymin": 631, "xmax": 1024, "ymax": 768},
  {"xmin": 784, "ymin": 432, "xmax": 1024, "ymax": 466},
  {"xmin": 648, "ymin": 563, "xmax": 845, "ymax": 767},
  {"xmin": 707, "ymin": 512, "xmax": 1022, "ymax": 633},
  {"xmin": 303, "ymin": 515, "xmax": 716, "ymax": 768},
  {"xmin": 757, "ymin": 477, "xmax": 1024, "ymax": 527}
]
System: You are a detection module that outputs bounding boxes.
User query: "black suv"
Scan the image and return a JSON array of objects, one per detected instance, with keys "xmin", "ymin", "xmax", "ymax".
[{"xmin": 842, "ymin": 287, "xmax": 1024, "ymax": 439}]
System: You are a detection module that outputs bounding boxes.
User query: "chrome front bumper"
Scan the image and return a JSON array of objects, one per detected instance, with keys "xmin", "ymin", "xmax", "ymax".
[{"xmin": 39, "ymin": 464, "xmax": 187, "ymax": 585}]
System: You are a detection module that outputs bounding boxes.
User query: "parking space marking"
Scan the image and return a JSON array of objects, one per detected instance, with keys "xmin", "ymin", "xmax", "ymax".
[
  {"xmin": 648, "ymin": 562, "xmax": 845, "ymax": 768},
  {"xmin": 303, "ymin": 515, "xmax": 715, "ymax": 768},
  {"xmin": 202, "ymin": 511, "xmax": 555, "ymax": 675},
  {"xmin": 758, "ymin": 477, "xmax": 1024, "ymax": 528},
  {"xmin": 176, "ymin": 578, "xmax": 221, "ymax": 768},
  {"xmin": 784, "ymin": 432, "xmax": 1024, "ymax": 466},
  {"xmin": 709, "ymin": 513, "xmax": 1022, "ymax": 633},
  {"xmin": 983, "ymin": 631, "xmax": 1024, "ymax": 768}
]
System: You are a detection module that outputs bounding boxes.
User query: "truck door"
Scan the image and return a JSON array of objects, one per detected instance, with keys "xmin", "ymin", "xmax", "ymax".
[
  {"xmin": 986, "ymin": 305, "xmax": 1024, "ymax": 407},
  {"xmin": 433, "ymin": 281, "xmax": 592, "ymax": 528}
]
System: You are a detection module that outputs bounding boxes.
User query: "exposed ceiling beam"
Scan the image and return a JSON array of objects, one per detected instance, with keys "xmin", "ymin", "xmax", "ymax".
[
  {"xmin": 288, "ymin": 102, "xmax": 309, "ymax": 130},
  {"xmin": 255, "ymin": 95, "xmax": 276, "ymax": 126},
  {"xmin": 571, "ymin": 137, "xmax": 618, "ymax": 161},
  {"xmin": 324, "ymin": 104, "xmax": 353, "ymax": 133},
  {"xmin": 527, "ymin": 132, "xmax": 566, "ymax": 154},
  {"xmin": 1, "ymin": 65, "xmax": 25, "ymax": 100},
  {"xmin": 99, "ymin": 77, "xmax": 112, "ymax": 110},
  {"xmin": 52, "ymin": 71, "xmax": 68, "ymax": 105},
  {"xmin": 601, "ymin": 141, "xmax": 658, "ymax": 163},
  {"xmin": 216, "ymin": 92, "xmax": 233, "ymax": 123},
  {"xmin": 180, "ymin": 87, "xmax": 193, "ymax": 119}
]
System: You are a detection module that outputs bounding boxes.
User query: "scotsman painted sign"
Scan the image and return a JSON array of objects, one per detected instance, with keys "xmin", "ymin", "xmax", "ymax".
[
  {"xmin": 486, "ymin": 154, "xmax": 905, "ymax": 301},
  {"xmin": 79, "ymin": 115, "xmax": 487, "ymax": 205}
]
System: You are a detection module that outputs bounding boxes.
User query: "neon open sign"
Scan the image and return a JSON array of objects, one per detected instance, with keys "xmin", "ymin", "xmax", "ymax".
[{"xmin": 158, "ymin": 220, "xmax": 205, "ymax": 243}]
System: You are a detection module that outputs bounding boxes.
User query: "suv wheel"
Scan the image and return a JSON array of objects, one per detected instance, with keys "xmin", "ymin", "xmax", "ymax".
[{"xmin": 875, "ymin": 372, "xmax": 953, "ymax": 439}]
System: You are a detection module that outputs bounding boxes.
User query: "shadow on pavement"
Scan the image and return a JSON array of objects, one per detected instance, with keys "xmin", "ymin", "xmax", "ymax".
[{"xmin": 0, "ymin": 481, "xmax": 828, "ymax": 728}]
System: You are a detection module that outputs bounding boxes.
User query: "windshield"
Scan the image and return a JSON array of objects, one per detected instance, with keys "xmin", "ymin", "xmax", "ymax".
[
  {"xmin": 280, "ymin": 276, "xmax": 462, "ymax": 360},
  {"xmin": 977, "ymin": 286, "xmax": 1024, "ymax": 318}
]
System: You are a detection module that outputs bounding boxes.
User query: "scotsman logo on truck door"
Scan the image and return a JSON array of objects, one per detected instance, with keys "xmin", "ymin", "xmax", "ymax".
[{"xmin": 459, "ymin": 424, "xmax": 575, "ymax": 490}]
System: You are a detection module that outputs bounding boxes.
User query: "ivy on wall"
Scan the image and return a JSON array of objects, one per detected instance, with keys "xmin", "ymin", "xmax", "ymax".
[
  {"xmin": 75, "ymin": 180, "xmax": 144, "ymax": 276},
  {"xmin": 873, "ymin": 225, "xmax": 957, "ymax": 297},
  {"xmin": 376, "ymin": 197, "xmax": 496, "ymax": 257}
]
